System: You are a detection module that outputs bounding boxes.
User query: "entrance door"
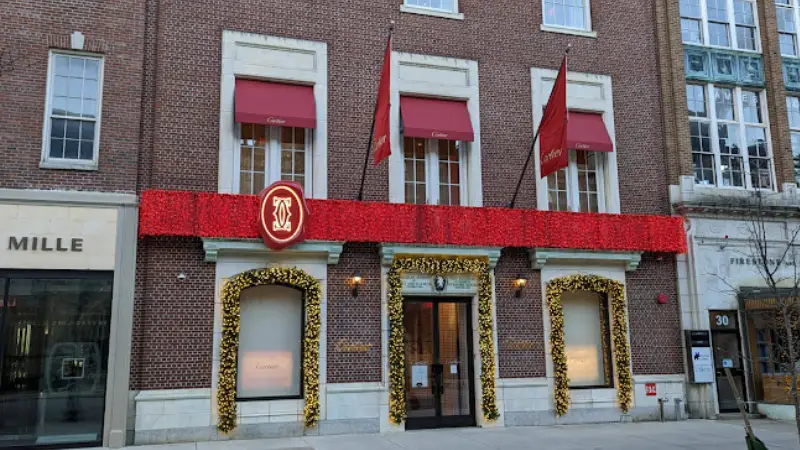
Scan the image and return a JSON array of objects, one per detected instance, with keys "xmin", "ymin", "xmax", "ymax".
[
  {"xmin": 0, "ymin": 272, "xmax": 113, "ymax": 448},
  {"xmin": 404, "ymin": 299, "xmax": 475, "ymax": 429},
  {"xmin": 710, "ymin": 310, "xmax": 746, "ymax": 413}
]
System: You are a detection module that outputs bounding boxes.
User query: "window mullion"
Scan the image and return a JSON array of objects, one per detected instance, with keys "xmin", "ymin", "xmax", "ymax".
[
  {"xmin": 707, "ymin": 84, "xmax": 722, "ymax": 187},
  {"xmin": 304, "ymin": 128, "xmax": 313, "ymax": 195},
  {"xmin": 701, "ymin": 0, "xmax": 711, "ymax": 46},
  {"xmin": 428, "ymin": 139, "xmax": 439, "ymax": 205},
  {"xmin": 234, "ymin": 123, "xmax": 242, "ymax": 193},
  {"xmin": 459, "ymin": 143, "xmax": 469, "ymax": 206},
  {"xmin": 726, "ymin": 0, "xmax": 737, "ymax": 49},
  {"xmin": 596, "ymin": 156, "xmax": 606, "ymax": 213},
  {"xmin": 568, "ymin": 151, "xmax": 579, "ymax": 212},
  {"xmin": 269, "ymin": 126, "xmax": 281, "ymax": 184},
  {"xmin": 794, "ymin": 1, "xmax": 800, "ymax": 51},
  {"xmin": 736, "ymin": 88, "xmax": 753, "ymax": 190}
]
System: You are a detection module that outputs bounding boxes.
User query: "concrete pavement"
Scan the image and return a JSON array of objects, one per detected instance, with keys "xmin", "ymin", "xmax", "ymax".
[{"xmin": 127, "ymin": 420, "xmax": 799, "ymax": 450}]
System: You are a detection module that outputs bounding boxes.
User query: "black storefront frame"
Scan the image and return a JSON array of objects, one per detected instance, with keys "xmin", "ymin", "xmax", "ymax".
[
  {"xmin": 403, "ymin": 297, "xmax": 476, "ymax": 430},
  {"xmin": 0, "ymin": 269, "xmax": 114, "ymax": 450}
]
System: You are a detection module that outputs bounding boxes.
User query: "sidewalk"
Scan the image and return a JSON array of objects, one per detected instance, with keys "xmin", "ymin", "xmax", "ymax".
[{"xmin": 125, "ymin": 419, "xmax": 798, "ymax": 450}]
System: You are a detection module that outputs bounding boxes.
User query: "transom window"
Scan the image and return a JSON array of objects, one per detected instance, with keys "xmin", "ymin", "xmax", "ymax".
[
  {"xmin": 787, "ymin": 96, "xmax": 800, "ymax": 185},
  {"xmin": 680, "ymin": 0, "xmax": 759, "ymax": 51},
  {"xmin": 404, "ymin": 0, "xmax": 457, "ymax": 13},
  {"xmin": 687, "ymin": 84, "xmax": 773, "ymax": 189},
  {"xmin": 237, "ymin": 124, "xmax": 313, "ymax": 195},
  {"xmin": 777, "ymin": 0, "xmax": 800, "ymax": 56},
  {"xmin": 547, "ymin": 151, "xmax": 606, "ymax": 213},
  {"xmin": 403, "ymin": 138, "xmax": 466, "ymax": 206},
  {"xmin": 543, "ymin": 0, "xmax": 591, "ymax": 31},
  {"xmin": 43, "ymin": 53, "xmax": 103, "ymax": 167}
]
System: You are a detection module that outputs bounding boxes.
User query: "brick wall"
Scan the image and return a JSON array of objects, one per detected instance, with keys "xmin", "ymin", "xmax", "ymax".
[
  {"xmin": 326, "ymin": 243, "xmax": 383, "ymax": 383},
  {"xmin": 495, "ymin": 248, "xmax": 546, "ymax": 378},
  {"xmin": 626, "ymin": 255, "xmax": 683, "ymax": 375},
  {"xmin": 0, "ymin": 0, "xmax": 144, "ymax": 193},
  {"xmin": 130, "ymin": 237, "xmax": 215, "ymax": 390}
]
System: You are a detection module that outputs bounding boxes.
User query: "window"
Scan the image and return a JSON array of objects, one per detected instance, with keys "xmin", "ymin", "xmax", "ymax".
[
  {"xmin": 403, "ymin": 137, "xmax": 466, "ymax": 206},
  {"xmin": 788, "ymin": 96, "xmax": 800, "ymax": 185},
  {"xmin": 43, "ymin": 52, "xmax": 103, "ymax": 168},
  {"xmin": 543, "ymin": 0, "xmax": 591, "ymax": 31},
  {"xmin": 687, "ymin": 84, "xmax": 774, "ymax": 189},
  {"xmin": 237, "ymin": 285, "xmax": 303, "ymax": 399},
  {"xmin": 404, "ymin": 0, "xmax": 457, "ymax": 13},
  {"xmin": 547, "ymin": 151, "xmax": 606, "ymax": 212},
  {"xmin": 237, "ymin": 124, "xmax": 313, "ymax": 195},
  {"xmin": 680, "ymin": 0, "xmax": 760, "ymax": 51},
  {"xmin": 777, "ymin": 0, "xmax": 799, "ymax": 56},
  {"xmin": 561, "ymin": 290, "xmax": 613, "ymax": 388}
]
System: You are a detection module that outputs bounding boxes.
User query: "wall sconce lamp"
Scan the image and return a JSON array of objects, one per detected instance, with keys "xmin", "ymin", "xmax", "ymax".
[
  {"xmin": 514, "ymin": 274, "xmax": 528, "ymax": 297},
  {"xmin": 351, "ymin": 271, "xmax": 363, "ymax": 297}
]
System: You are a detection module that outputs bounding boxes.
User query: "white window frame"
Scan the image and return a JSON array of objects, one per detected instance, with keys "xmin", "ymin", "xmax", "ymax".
[
  {"xmin": 548, "ymin": 150, "xmax": 608, "ymax": 213},
  {"xmin": 403, "ymin": 0, "xmax": 458, "ymax": 14},
  {"xmin": 541, "ymin": 0, "xmax": 593, "ymax": 33},
  {"xmin": 40, "ymin": 50, "xmax": 104, "ymax": 170},
  {"xmin": 688, "ymin": 83, "xmax": 776, "ymax": 190},
  {"xmin": 219, "ymin": 31, "xmax": 328, "ymax": 198},
  {"xmin": 403, "ymin": 138, "xmax": 469, "ymax": 206},
  {"xmin": 389, "ymin": 52, "xmax": 483, "ymax": 207},
  {"xmin": 787, "ymin": 95, "xmax": 800, "ymax": 185},
  {"xmin": 532, "ymin": 68, "xmax": 620, "ymax": 213},
  {"xmin": 233, "ymin": 125, "xmax": 313, "ymax": 195},
  {"xmin": 776, "ymin": 0, "xmax": 800, "ymax": 57},
  {"xmin": 680, "ymin": 0, "xmax": 761, "ymax": 53}
]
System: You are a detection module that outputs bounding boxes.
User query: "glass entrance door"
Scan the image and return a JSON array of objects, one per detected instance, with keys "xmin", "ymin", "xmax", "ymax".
[
  {"xmin": 0, "ymin": 272, "xmax": 113, "ymax": 448},
  {"xmin": 404, "ymin": 299, "xmax": 474, "ymax": 429},
  {"xmin": 712, "ymin": 330, "xmax": 746, "ymax": 412}
]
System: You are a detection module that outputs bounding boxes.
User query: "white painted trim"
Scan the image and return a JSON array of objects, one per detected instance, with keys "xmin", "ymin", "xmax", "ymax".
[
  {"xmin": 390, "ymin": 52, "xmax": 482, "ymax": 207},
  {"xmin": 632, "ymin": 374, "xmax": 686, "ymax": 383},
  {"xmin": 219, "ymin": 31, "xmax": 328, "ymax": 198},
  {"xmin": 41, "ymin": 50, "xmax": 104, "ymax": 171},
  {"xmin": 530, "ymin": 249, "xmax": 642, "ymax": 272},
  {"xmin": 378, "ymin": 243, "xmax": 502, "ymax": 267},
  {"xmin": 497, "ymin": 377, "xmax": 549, "ymax": 388},
  {"xmin": 540, "ymin": 24, "xmax": 597, "ymax": 38},
  {"xmin": 0, "ymin": 189, "xmax": 136, "ymax": 206},
  {"xmin": 202, "ymin": 239, "xmax": 344, "ymax": 264},
  {"xmin": 531, "ymin": 68, "xmax": 620, "ymax": 213},
  {"xmin": 400, "ymin": 4, "xmax": 464, "ymax": 20}
]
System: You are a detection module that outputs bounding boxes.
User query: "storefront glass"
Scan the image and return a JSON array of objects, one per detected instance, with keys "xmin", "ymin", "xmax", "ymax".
[{"xmin": 0, "ymin": 272, "xmax": 113, "ymax": 447}]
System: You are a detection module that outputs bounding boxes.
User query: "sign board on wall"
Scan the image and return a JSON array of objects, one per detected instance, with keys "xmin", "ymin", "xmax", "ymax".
[
  {"xmin": 401, "ymin": 273, "xmax": 477, "ymax": 296},
  {"xmin": 0, "ymin": 204, "xmax": 117, "ymax": 270},
  {"xmin": 257, "ymin": 181, "xmax": 309, "ymax": 251},
  {"xmin": 645, "ymin": 383, "xmax": 657, "ymax": 396},
  {"xmin": 686, "ymin": 330, "xmax": 714, "ymax": 384}
]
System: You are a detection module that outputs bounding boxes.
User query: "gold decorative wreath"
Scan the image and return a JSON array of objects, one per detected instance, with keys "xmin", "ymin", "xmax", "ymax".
[
  {"xmin": 217, "ymin": 267, "xmax": 322, "ymax": 433},
  {"xmin": 545, "ymin": 274, "xmax": 632, "ymax": 416},
  {"xmin": 387, "ymin": 257, "xmax": 500, "ymax": 424}
]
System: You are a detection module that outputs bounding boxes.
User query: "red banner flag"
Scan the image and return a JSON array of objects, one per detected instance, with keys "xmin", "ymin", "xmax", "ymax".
[
  {"xmin": 539, "ymin": 55, "xmax": 568, "ymax": 178},
  {"xmin": 372, "ymin": 36, "xmax": 392, "ymax": 166}
]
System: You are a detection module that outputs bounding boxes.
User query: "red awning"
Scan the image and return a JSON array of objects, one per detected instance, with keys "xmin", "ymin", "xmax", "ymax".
[
  {"xmin": 234, "ymin": 79, "xmax": 316, "ymax": 129},
  {"xmin": 567, "ymin": 112, "xmax": 613, "ymax": 152},
  {"xmin": 400, "ymin": 96, "xmax": 474, "ymax": 142}
]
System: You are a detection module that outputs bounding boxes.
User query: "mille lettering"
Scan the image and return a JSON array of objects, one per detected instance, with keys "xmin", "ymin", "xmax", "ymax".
[{"xmin": 8, "ymin": 237, "xmax": 83, "ymax": 252}]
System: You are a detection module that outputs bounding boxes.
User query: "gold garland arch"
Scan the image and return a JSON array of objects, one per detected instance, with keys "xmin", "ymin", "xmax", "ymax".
[
  {"xmin": 217, "ymin": 267, "xmax": 322, "ymax": 433},
  {"xmin": 545, "ymin": 274, "xmax": 632, "ymax": 416},
  {"xmin": 388, "ymin": 257, "xmax": 500, "ymax": 424}
]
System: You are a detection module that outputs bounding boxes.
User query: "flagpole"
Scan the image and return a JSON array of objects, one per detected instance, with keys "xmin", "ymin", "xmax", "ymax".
[
  {"xmin": 357, "ymin": 21, "xmax": 395, "ymax": 201},
  {"xmin": 509, "ymin": 45, "xmax": 571, "ymax": 209}
]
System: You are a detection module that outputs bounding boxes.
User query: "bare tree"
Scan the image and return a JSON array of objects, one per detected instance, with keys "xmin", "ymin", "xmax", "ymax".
[{"xmin": 735, "ymin": 191, "xmax": 800, "ymax": 444}]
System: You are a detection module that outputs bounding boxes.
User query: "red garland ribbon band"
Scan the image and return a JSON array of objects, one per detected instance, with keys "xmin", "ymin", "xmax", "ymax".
[{"xmin": 138, "ymin": 190, "xmax": 687, "ymax": 253}]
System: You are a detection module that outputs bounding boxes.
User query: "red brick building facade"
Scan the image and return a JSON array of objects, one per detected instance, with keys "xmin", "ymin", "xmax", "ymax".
[{"xmin": 1, "ymin": 0, "xmax": 690, "ymax": 447}]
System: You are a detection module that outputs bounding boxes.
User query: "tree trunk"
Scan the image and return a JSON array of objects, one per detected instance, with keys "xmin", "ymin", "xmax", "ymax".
[{"xmin": 781, "ymin": 308, "xmax": 800, "ymax": 445}]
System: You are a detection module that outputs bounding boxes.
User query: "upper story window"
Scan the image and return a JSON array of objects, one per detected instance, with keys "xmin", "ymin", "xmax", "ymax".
[
  {"xmin": 237, "ymin": 124, "xmax": 312, "ymax": 195},
  {"xmin": 680, "ymin": 0, "xmax": 760, "ymax": 52},
  {"xmin": 399, "ymin": 96, "xmax": 475, "ymax": 206},
  {"xmin": 687, "ymin": 83, "xmax": 774, "ymax": 189},
  {"xmin": 548, "ymin": 150, "xmax": 606, "ymax": 213},
  {"xmin": 42, "ymin": 52, "xmax": 103, "ymax": 169},
  {"xmin": 777, "ymin": 0, "xmax": 800, "ymax": 56},
  {"xmin": 404, "ymin": 0, "xmax": 457, "ymax": 13},
  {"xmin": 787, "ymin": 96, "xmax": 800, "ymax": 185},
  {"xmin": 233, "ymin": 79, "xmax": 316, "ymax": 196},
  {"xmin": 543, "ymin": 0, "xmax": 591, "ymax": 31},
  {"xmin": 403, "ymin": 138, "xmax": 466, "ymax": 206}
]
